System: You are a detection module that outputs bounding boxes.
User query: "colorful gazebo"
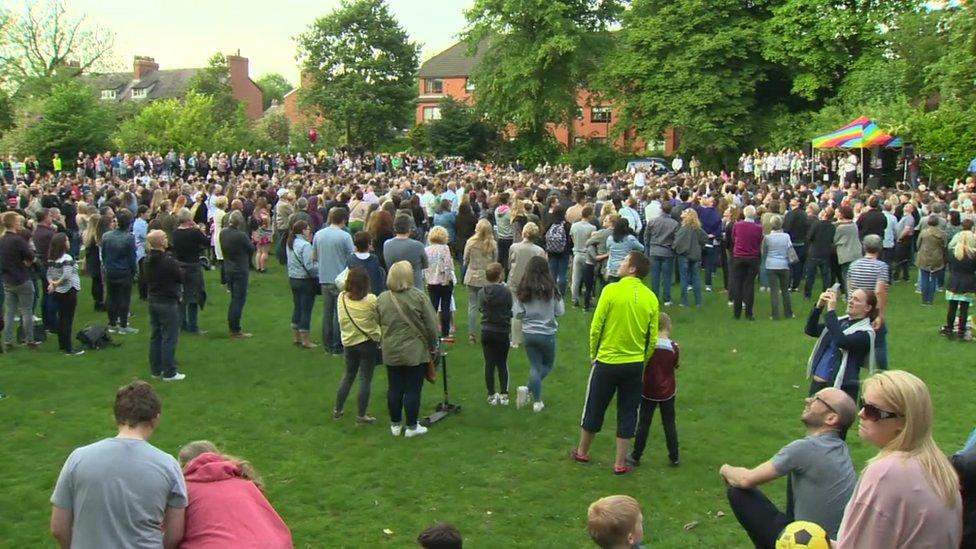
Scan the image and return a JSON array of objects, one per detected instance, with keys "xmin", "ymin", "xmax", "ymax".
[{"xmin": 811, "ymin": 116, "xmax": 903, "ymax": 185}]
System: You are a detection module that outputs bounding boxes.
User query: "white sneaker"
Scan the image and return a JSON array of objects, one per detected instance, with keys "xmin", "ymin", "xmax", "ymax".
[
  {"xmin": 107, "ymin": 325, "xmax": 119, "ymax": 333},
  {"xmin": 663, "ymin": 301, "xmax": 672, "ymax": 307},
  {"xmin": 498, "ymin": 394, "xmax": 510, "ymax": 406},
  {"xmin": 162, "ymin": 372, "xmax": 186, "ymax": 382},
  {"xmin": 390, "ymin": 424, "xmax": 403, "ymax": 437},
  {"xmin": 405, "ymin": 424, "xmax": 428, "ymax": 438},
  {"xmin": 66, "ymin": 350, "xmax": 85, "ymax": 357},
  {"xmin": 533, "ymin": 401, "xmax": 545, "ymax": 413},
  {"xmin": 488, "ymin": 393, "xmax": 499, "ymax": 406},
  {"xmin": 118, "ymin": 326, "xmax": 140, "ymax": 335},
  {"xmin": 705, "ymin": 286, "xmax": 713, "ymax": 292}
]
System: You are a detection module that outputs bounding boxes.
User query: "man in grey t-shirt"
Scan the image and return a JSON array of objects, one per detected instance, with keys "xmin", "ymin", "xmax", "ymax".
[
  {"xmin": 51, "ymin": 381, "xmax": 187, "ymax": 549},
  {"xmin": 384, "ymin": 214, "xmax": 428, "ymax": 290},
  {"xmin": 720, "ymin": 388, "xmax": 857, "ymax": 546}
]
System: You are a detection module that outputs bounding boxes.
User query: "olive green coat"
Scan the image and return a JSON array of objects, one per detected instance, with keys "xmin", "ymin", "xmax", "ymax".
[{"xmin": 376, "ymin": 287, "xmax": 439, "ymax": 366}]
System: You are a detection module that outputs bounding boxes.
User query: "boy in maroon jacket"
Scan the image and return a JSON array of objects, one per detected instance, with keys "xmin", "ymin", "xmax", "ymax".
[{"xmin": 628, "ymin": 312, "xmax": 680, "ymax": 466}]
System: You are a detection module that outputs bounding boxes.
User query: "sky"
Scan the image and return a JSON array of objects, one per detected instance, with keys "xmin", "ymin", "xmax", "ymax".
[{"xmin": 58, "ymin": 0, "xmax": 474, "ymax": 87}]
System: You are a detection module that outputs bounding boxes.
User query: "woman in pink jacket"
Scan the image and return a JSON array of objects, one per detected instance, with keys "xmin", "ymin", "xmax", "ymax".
[{"xmin": 178, "ymin": 441, "xmax": 293, "ymax": 548}]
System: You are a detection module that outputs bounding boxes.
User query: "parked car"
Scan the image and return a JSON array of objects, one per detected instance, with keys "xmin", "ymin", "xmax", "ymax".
[{"xmin": 626, "ymin": 157, "xmax": 673, "ymax": 175}]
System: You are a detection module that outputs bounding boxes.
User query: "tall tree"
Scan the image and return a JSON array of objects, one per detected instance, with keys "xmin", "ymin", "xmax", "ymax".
[
  {"xmin": 0, "ymin": 0, "xmax": 114, "ymax": 93},
  {"xmin": 256, "ymin": 73, "xmax": 293, "ymax": 110},
  {"xmin": 762, "ymin": 0, "xmax": 919, "ymax": 102},
  {"xmin": 296, "ymin": 0, "xmax": 419, "ymax": 147},
  {"xmin": 186, "ymin": 53, "xmax": 240, "ymax": 122},
  {"xmin": 463, "ymin": 0, "xmax": 620, "ymax": 143},
  {"xmin": 425, "ymin": 97, "xmax": 497, "ymax": 159},
  {"xmin": 602, "ymin": 0, "xmax": 767, "ymax": 154}
]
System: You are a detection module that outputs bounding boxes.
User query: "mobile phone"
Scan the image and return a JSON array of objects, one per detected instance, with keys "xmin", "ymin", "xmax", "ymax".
[{"xmin": 830, "ymin": 283, "xmax": 841, "ymax": 293}]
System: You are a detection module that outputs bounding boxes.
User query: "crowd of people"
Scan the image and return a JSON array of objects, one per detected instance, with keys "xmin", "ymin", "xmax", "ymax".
[{"xmin": 2, "ymin": 146, "xmax": 976, "ymax": 546}]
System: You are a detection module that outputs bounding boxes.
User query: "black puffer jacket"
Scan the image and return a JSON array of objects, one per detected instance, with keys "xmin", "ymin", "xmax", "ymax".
[{"xmin": 479, "ymin": 282, "xmax": 513, "ymax": 334}]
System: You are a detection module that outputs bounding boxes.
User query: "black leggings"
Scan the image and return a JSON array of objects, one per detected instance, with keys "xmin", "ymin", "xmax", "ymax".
[
  {"xmin": 54, "ymin": 289, "xmax": 78, "ymax": 353},
  {"xmin": 946, "ymin": 300, "xmax": 970, "ymax": 335},
  {"xmin": 631, "ymin": 396, "xmax": 678, "ymax": 463},
  {"xmin": 481, "ymin": 330, "xmax": 510, "ymax": 395},
  {"xmin": 427, "ymin": 283, "xmax": 453, "ymax": 337}
]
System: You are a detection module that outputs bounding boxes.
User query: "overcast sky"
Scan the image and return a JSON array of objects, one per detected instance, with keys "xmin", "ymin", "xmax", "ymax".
[{"xmin": 60, "ymin": 0, "xmax": 473, "ymax": 86}]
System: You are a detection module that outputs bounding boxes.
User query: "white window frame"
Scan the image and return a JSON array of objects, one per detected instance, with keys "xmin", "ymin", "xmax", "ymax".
[
  {"xmin": 591, "ymin": 106, "xmax": 612, "ymax": 123},
  {"xmin": 131, "ymin": 88, "xmax": 148, "ymax": 100},
  {"xmin": 101, "ymin": 89, "xmax": 117, "ymax": 100},
  {"xmin": 423, "ymin": 106, "xmax": 442, "ymax": 122},
  {"xmin": 465, "ymin": 78, "xmax": 475, "ymax": 92}
]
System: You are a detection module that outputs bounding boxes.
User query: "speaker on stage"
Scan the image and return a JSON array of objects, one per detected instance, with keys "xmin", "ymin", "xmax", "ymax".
[
  {"xmin": 903, "ymin": 142, "xmax": 915, "ymax": 159},
  {"xmin": 803, "ymin": 142, "xmax": 813, "ymax": 156}
]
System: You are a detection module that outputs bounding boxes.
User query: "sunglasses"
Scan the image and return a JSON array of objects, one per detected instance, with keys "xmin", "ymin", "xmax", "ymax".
[
  {"xmin": 813, "ymin": 395, "xmax": 837, "ymax": 414},
  {"xmin": 858, "ymin": 398, "xmax": 902, "ymax": 422}
]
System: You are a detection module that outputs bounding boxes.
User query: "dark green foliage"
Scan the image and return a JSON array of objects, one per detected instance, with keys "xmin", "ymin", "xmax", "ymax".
[
  {"xmin": 256, "ymin": 73, "xmax": 293, "ymax": 111},
  {"xmin": 558, "ymin": 142, "xmax": 623, "ymax": 173},
  {"xmin": 296, "ymin": 0, "xmax": 419, "ymax": 148},
  {"xmin": 186, "ymin": 53, "xmax": 239, "ymax": 122},
  {"xmin": 424, "ymin": 98, "xmax": 498, "ymax": 160}
]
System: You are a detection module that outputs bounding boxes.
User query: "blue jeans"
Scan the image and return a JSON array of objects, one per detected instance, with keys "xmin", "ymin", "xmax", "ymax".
[
  {"xmin": 321, "ymin": 283, "xmax": 341, "ymax": 352},
  {"xmin": 919, "ymin": 269, "xmax": 940, "ymax": 304},
  {"xmin": 702, "ymin": 246, "xmax": 719, "ymax": 287},
  {"xmin": 289, "ymin": 278, "xmax": 317, "ymax": 332},
  {"xmin": 649, "ymin": 256, "xmax": 674, "ymax": 303},
  {"xmin": 148, "ymin": 300, "xmax": 179, "ymax": 378},
  {"xmin": 225, "ymin": 270, "xmax": 249, "ymax": 333},
  {"xmin": 789, "ymin": 244, "xmax": 806, "ymax": 290},
  {"xmin": 678, "ymin": 257, "xmax": 702, "ymax": 306},
  {"xmin": 523, "ymin": 332, "xmax": 556, "ymax": 401},
  {"xmin": 180, "ymin": 303, "xmax": 199, "ymax": 332},
  {"xmin": 874, "ymin": 323, "xmax": 888, "ymax": 370},
  {"xmin": 803, "ymin": 257, "xmax": 829, "ymax": 298},
  {"xmin": 548, "ymin": 253, "xmax": 570, "ymax": 297}
]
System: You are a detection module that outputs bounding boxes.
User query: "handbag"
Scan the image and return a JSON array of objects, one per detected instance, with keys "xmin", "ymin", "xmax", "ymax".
[
  {"xmin": 787, "ymin": 245, "xmax": 799, "ymax": 265},
  {"xmin": 389, "ymin": 293, "xmax": 437, "ymax": 383}
]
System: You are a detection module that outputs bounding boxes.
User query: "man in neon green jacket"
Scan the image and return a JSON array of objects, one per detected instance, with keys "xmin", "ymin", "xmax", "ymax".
[{"xmin": 571, "ymin": 251, "xmax": 659, "ymax": 475}]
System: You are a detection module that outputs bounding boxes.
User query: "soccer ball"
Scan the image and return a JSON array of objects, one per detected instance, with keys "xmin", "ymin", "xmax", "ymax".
[{"xmin": 776, "ymin": 520, "xmax": 830, "ymax": 549}]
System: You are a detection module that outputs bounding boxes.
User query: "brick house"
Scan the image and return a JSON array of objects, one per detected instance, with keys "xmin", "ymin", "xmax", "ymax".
[
  {"xmin": 87, "ymin": 52, "xmax": 264, "ymax": 120},
  {"xmin": 417, "ymin": 40, "xmax": 664, "ymax": 153}
]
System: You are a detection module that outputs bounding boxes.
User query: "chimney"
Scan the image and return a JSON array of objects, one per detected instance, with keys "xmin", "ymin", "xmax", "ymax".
[
  {"xmin": 226, "ymin": 52, "xmax": 248, "ymax": 82},
  {"xmin": 133, "ymin": 56, "xmax": 158, "ymax": 80}
]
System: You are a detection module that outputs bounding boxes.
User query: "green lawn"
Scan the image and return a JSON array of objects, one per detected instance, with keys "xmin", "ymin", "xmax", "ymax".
[{"xmin": 1, "ymin": 267, "xmax": 972, "ymax": 548}]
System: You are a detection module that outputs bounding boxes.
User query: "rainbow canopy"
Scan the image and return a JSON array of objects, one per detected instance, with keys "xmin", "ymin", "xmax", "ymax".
[{"xmin": 811, "ymin": 116, "xmax": 904, "ymax": 149}]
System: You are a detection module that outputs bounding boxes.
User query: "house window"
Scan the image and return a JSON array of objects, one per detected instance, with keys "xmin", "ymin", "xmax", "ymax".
[
  {"xmin": 573, "ymin": 136, "xmax": 586, "ymax": 145},
  {"xmin": 131, "ymin": 88, "xmax": 148, "ymax": 100},
  {"xmin": 591, "ymin": 106, "xmax": 612, "ymax": 123},
  {"xmin": 424, "ymin": 78, "xmax": 444, "ymax": 95},
  {"xmin": 590, "ymin": 137, "xmax": 607, "ymax": 144},
  {"xmin": 574, "ymin": 107, "xmax": 584, "ymax": 120},
  {"xmin": 465, "ymin": 78, "xmax": 475, "ymax": 92},
  {"xmin": 101, "ymin": 89, "xmax": 117, "ymax": 100},
  {"xmin": 423, "ymin": 106, "xmax": 442, "ymax": 121}
]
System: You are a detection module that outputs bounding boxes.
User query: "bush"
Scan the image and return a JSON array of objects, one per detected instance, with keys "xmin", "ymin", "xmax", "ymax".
[{"xmin": 558, "ymin": 142, "xmax": 625, "ymax": 173}]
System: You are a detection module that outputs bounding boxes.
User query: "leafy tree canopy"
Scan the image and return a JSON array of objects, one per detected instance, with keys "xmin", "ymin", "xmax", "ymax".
[
  {"xmin": 424, "ymin": 98, "xmax": 497, "ymax": 160},
  {"xmin": 187, "ymin": 53, "xmax": 239, "ymax": 122},
  {"xmin": 256, "ymin": 73, "xmax": 293, "ymax": 111}
]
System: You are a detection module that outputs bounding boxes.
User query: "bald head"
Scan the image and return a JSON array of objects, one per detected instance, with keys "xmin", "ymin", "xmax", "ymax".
[
  {"xmin": 147, "ymin": 230, "xmax": 167, "ymax": 251},
  {"xmin": 816, "ymin": 388, "xmax": 856, "ymax": 432}
]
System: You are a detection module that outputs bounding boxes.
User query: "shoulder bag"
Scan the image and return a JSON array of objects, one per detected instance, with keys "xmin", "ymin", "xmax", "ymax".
[{"xmin": 389, "ymin": 292, "xmax": 438, "ymax": 383}]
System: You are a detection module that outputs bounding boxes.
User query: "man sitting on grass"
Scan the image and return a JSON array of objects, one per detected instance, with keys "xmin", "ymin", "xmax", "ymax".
[
  {"xmin": 719, "ymin": 388, "xmax": 857, "ymax": 548},
  {"xmin": 586, "ymin": 495, "xmax": 646, "ymax": 548}
]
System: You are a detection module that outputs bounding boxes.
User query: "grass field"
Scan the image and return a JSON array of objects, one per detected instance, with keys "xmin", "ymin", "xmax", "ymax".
[{"xmin": 1, "ymin": 265, "xmax": 973, "ymax": 548}]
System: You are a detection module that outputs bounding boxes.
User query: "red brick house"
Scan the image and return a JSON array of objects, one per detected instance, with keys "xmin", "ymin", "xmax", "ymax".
[
  {"xmin": 88, "ymin": 52, "xmax": 264, "ymax": 120},
  {"xmin": 417, "ymin": 41, "xmax": 664, "ymax": 153}
]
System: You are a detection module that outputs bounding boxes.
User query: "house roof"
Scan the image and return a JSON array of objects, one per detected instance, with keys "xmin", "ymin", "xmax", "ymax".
[
  {"xmin": 84, "ymin": 68, "xmax": 202, "ymax": 100},
  {"xmin": 418, "ymin": 40, "xmax": 487, "ymax": 78}
]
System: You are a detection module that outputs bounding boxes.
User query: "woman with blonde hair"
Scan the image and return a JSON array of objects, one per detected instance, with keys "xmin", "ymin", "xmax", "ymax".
[
  {"xmin": 674, "ymin": 208, "xmax": 707, "ymax": 307},
  {"xmin": 424, "ymin": 226, "xmax": 456, "ymax": 342},
  {"xmin": 376, "ymin": 261, "xmax": 439, "ymax": 438},
  {"xmin": 177, "ymin": 441, "xmax": 293, "ymax": 548},
  {"xmin": 942, "ymin": 229, "xmax": 976, "ymax": 340},
  {"xmin": 835, "ymin": 370, "xmax": 961, "ymax": 547},
  {"xmin": 463, "ymin": 219, "xmax": 498, "ymax": 344}
]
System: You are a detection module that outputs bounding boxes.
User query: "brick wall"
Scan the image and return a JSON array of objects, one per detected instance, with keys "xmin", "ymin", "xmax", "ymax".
[{"xmin": 226, "ymin": 54, "xmax": 264, "ymax": 120}]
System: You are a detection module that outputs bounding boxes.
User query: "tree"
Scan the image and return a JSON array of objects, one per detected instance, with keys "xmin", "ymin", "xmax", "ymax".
[
  {"xmin": 256, "ymin": 110, "xmax": 291, "ymax": 149},
  {"xmin": 0, "ymin": 0, "xmax": 114, "ymax": 93},
  {"xmin": 922, "ymin": 4, "xmax": 976, "ymax": 104},
  {"xmin": 602, "ymin": 0, "xmax": 767, "ymax": 154},
  {"xmin": 186, "ymin": 53, "xmax": 240, "ymax": 122},
  {"xmin": 0, "ymin": 79, "xmax": 112, "ymax": 166},
  {"xmin": 463, "ymin": 0, "xmax": 620, "ymax": 143},
  {"xmin": 296, "ymin": 0, "xmax": 419, "ymax": 147},
  {"xmin": 256, "ymin": 73, "xmax": 293, "ymax": 110},
  {"xmin": 425, "ymin": 98, "xmax": 497, "ymax": 159},
  {"xmin": 762, "ymin": 0, "xmax": 918, "ymax": 102}
]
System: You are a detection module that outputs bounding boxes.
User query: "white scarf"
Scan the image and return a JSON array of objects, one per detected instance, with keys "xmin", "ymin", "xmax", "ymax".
[{"xmin": 806, "ymin": 314, "xmax": 876, "ymax": 388}]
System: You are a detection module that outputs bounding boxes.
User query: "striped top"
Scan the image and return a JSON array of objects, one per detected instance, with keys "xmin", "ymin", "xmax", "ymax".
[
  {"xmin": 846, "ymin": 257, "xmax": 888, "ymax": 298},
  {"xmin": 46, "ymin": 254, "xmax": 81, "ymax": 293}
]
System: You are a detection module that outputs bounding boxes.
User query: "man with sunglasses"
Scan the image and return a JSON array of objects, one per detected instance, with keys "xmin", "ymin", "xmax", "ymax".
[{"xmin": 720, "ymin": 388, "xmax": 857, "ymax": 548}]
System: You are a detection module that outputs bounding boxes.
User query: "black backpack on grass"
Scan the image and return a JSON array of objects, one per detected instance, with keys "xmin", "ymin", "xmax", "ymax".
[{"xmin": 76, "ymin": 325, "xmax": 116, "ymax": 350}]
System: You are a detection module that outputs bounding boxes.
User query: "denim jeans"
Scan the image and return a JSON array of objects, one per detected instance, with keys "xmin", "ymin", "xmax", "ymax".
[
  {"xmin": 289, "ymin": 278, "xmax": 317, "ymax": 332},
  {"xmin": 386, "ymin": 364, "xmax": 426, "ymax": 427},
  {"xmin": 803, "ymin": 257, "xmax": 830, "ymax": 298},
  {"xmin": 702, "ymin": 246, "xmax": 719, "ymax": 287},
  {"xmin": 548, "ymin": 253, "xmax": 570, "ymax": 297},
  {"xmin": 336, "ymin": 340, "xmax": 378, "ymax": 416},
  {"xmin": 874, "ymin": 322, "xmax": 888, "ymax": 370},
  {"xmin": 523, "ymin": 332, "xmax": 556, "ymax": 401},
  {"xmin": 180, "ymin": 303, "xmax": 199, "ymax": 333},
  {"xmin": 789, "ymin": 244, "xmax": 806, "ymax": 290},
  {"xmin": 919, "ymin": 269, "xmax": 941, "ymax": 304},
  {"xmin": 321, "ymin": 282, "xmax": 341, "ymax": 351},
  {"xmin": 3, "ymin": 280, "xmax": 34, "ymax": 344},
  {"xmin": 649, "ymin": 256, "xmax": 674, "ymax": 303},
  {"xmin": 677, "ymin": 256, "xmax": 702, "ymax": 307},
  {"xmin": 226, "ymin": 270, "xmax": 249, "ymax": 333},
  {"xmin": 104, "ymin": 275, "xmax": 133, "ymax": 328},
  {"xmin": 148, "ymin": 300, "xmax": 180, "ymax": 378},
  {"xmin": 580, "ymin": 263, "xmax": 597, "ymax": 309}
]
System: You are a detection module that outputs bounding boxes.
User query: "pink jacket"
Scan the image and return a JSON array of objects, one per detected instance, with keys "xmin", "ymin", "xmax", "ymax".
[{"xmin": 180, "ymin": 453, "xmax": 293, "ymax": 549}]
